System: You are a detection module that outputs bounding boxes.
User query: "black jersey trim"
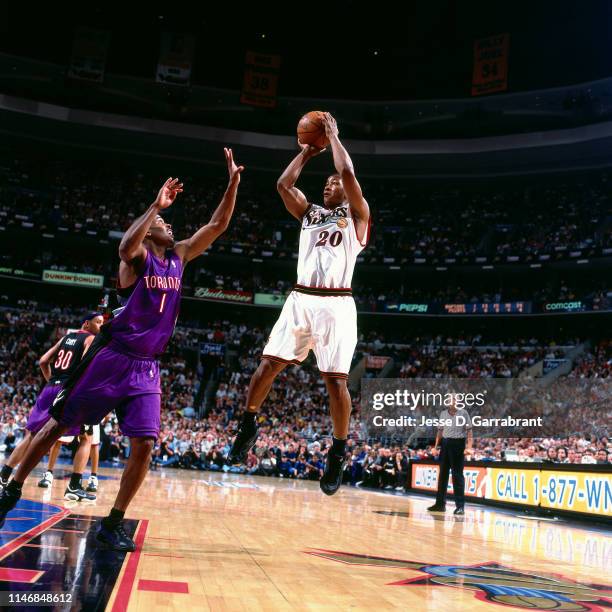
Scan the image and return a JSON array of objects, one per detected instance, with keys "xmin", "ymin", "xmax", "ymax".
[{"xmin": 293, "ymin": 284, "xmax": 352, "ymax": 297}]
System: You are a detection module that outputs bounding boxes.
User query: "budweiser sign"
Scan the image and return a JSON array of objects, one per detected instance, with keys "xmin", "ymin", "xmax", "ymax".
[{"xmin": 194, "ymin": 287, "xmax": 253, "ymax": 303}]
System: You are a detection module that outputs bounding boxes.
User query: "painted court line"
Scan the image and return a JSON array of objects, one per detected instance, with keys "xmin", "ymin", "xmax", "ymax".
[
  {"xmin": 23, "ymin": 543, "xmax": 69, "ymax": 551},
  {"xmin": 111, "ymin": 520, "xmax": 149, "ymax": 612},
  {"xmin": 0, "ymin": 506, "xmax": 71, "ymax": 562},
  {"xmin": 138, "ymin": 579, "xmax": 189, "ymax": 594},
  {"xmin": 0, "ymin": 568, "xmax": 44, "ymax": 583}
]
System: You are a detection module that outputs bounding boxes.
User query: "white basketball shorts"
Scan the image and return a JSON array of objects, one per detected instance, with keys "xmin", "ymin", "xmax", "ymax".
[{"xmin": 262, "ymin": 291, "xmax": 357, "ymax": 377}]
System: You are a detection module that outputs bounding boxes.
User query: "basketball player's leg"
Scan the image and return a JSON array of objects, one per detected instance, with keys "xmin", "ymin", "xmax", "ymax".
[
  {"xmin": 323, "ymin": 376, "xmax": 352, "ymax": 439},
  {"xmin": 12, "ymin": 419, "xmax": 70, "ymax": 484},
  {"xmin": 312, "ymin": 295, "xmax": 357, "ymax": 495},
  {"xmin": 112, "ymin": 437, "xmax": 154, "ymax": 512},
  {"xmin": 0, "ymin": 350, "xmax": 125, "ymax": 524},
  {"xmin": 96, "ymin": 394, "xmax": 160, "ymax": 552},
  {"xmin": 228, "ymin": 292, "xmax": 310, "ymax": 464},
  {"xmin": 246, "ymin": 358, "xmax": 288, "ymax": 413},
  {"xmin": 91, "ymin": 444, "xmax": 99, "ymax": 473},
  {"xmin": 5, "ymin": 432, "xmax": 31, "ymax": 469},
  {"xmin": 1, "ymin": 383, "xmax": 63, "ymax": 487},
  {"xmin": 87, "ymin": 426, "xmax": 100, "ymax": 492},
  {"xmin": 0, "ymin": 417, "xmax": 72, "ymax": 526},
  {"xmin": 319, "ymin": 375, "xmax": 351, "ymax": 495},
  {"xmin": 0, "ymin": 431, "xmax": 32, "ymax": 486},
  {"xmin": 38, "ymin": 439, "xmax": 62, "ymax": 488},
  {"xmin": 14, "ymin": 370, "xmax": 112, "ymax": 487},
  {"xmin": 227, "ymin": 358, "xmax": 287, "ymax": 464},
  {"xmin": 64, "ymin": 429, "xmax": 95, "ymax": 501},
  {"xmin": 46, "ymin": 440, "xmax": 63, "ymax": 472}
]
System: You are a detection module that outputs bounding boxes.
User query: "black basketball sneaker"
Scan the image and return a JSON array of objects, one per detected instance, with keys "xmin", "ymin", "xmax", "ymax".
[
  {"xmin": 95, "ymin": 521, "xmax": 136, "ymax": 552},
  {"xmin": 226, "ymin": 423, "xmax": 259, "ymax": 465},
  {"xmin": 0, "ymin": 485, "xmax": 21, "ymax": 529},
  {"xmin": 319, "ymin": 452, "xmax": 347, "ymax": 496}
]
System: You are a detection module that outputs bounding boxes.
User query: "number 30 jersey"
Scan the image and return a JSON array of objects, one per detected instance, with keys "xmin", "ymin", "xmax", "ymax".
[
  {"xmin": 49, "ymin": 331, "xmax": 92, "ymax": 385},
  {"xmin": 296, "ymin": 203, "xmax": 370, "ymax": 290}
]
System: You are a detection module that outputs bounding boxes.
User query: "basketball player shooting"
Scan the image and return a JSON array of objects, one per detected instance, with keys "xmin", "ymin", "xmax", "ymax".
[
  {"xmin": 0, "ymin": 148, "xmax": 244, "ymax": 551},
  {"xmin": 228, "ymin": 113, "xmax": 370, "ymax": 495}
]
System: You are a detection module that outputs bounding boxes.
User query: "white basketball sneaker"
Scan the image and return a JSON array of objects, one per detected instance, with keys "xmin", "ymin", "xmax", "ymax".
[{"xmin": 37, "ymin": 471, "xmax": 53, "ymax": 488}]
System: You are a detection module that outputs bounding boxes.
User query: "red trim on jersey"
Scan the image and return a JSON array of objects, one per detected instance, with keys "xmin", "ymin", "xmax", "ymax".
[
  {"xmin": 352, "ymin": 214, "xmax": 371, "ymax": 248},
  {"xmin": 262, "ymin": 354, "xmax": 303, "ymax": 366}
]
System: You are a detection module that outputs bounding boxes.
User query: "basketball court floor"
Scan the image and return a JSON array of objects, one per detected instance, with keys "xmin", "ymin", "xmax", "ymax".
[{"xmin": 0, "ymin": 465, "xmax": 610, "ymax": 611}]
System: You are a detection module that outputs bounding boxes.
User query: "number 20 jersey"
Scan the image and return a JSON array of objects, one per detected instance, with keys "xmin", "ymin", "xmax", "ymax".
[{"xmin": 297, "ymin": 203, "xmax": 370, "ymax": 290}]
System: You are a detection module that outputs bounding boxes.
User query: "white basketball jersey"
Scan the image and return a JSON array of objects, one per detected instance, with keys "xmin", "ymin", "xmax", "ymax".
[{"xmin": 296, "ymin": 203, "xmax": 368, "ymax": 289}]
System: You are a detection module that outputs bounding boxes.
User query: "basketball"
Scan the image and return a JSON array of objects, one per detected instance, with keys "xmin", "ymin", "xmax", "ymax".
[{"xmin": 297, "ymin": 110, "xmax": 329, "ymax": 149}]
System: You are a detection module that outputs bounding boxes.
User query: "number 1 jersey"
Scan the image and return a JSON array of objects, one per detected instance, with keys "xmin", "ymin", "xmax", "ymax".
[{"xmin": 110, "ymin": 249, "xmax": 183, "ymax": 358}]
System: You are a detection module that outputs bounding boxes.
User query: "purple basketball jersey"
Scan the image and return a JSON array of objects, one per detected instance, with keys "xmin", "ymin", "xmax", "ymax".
[{"xmin": 109, "ymin": 249, "xmax": 183, "ymax": 357}]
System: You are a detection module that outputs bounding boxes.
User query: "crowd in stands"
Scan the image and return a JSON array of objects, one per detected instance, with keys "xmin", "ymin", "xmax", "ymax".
[
  {"xmin": 2, "ymin": 156, "xmax": 611, "ymax": 266},
  {"xmin": 0, "ymin": 305, "xmax": 609, "ymax": 494},
  {"xmin": 568, "ymin": 340, "xmax": 612, "ymax": 379}
]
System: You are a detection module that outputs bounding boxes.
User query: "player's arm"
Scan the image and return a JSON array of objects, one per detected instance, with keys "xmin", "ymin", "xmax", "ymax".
[
  {"xmin": 38, "ymin": 338, "xmax": 63, "ymax": 381},
  {"xmin": 321, "ymin": 113, "xmax": 370, "ymax": 236},
  {"xmin": 82, "ymin": 334, "xmax": 96, "ymax": 356},
  {"xmin": 277, "ymin": 145, "xmax": 325, "ymax": 220},
  {"xmin": 434, "ymin": 428, "xmax": 442, "ymax": 449},
  {"xmin": 118, "ymin": 177, "xmax": 184, "ymax": 266},
  {"xmin": 174, "ymin": 148, "xmax": 243, "ymax": 264}
]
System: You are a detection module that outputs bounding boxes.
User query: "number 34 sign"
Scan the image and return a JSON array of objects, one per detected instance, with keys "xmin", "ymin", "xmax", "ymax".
[{"xmin": 471, "ymin": 33, "xmax": 509, "ymax": 96}]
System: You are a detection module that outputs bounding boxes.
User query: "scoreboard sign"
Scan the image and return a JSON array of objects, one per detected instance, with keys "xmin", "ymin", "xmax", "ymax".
[{"xmin": 471, "ymin": 33, "xmax": 509, "ymax": 96}]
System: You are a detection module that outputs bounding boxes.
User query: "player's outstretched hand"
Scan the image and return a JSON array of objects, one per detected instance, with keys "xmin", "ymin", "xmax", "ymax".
[
  {"xmin": 154, "ymin": 178, "xmax": 183, "ymax": 210},
  {"xmin": 225, "ymin": 147, "xmax": 244, "ymax": 184},
  {"xmin": 298, "ymin": 141, "xmax": 326, "ymax": 158},
  {"xmin": 321, "ymin": 112, "xmax": 339, "ymax": 139}
]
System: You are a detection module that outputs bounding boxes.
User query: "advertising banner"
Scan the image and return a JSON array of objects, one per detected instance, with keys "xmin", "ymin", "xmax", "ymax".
[
  {"xmin": 194, "ymin": 287, "xmax": 253, "ymax": 303},
  {"xmin": 485, "ymin": 467, "xmax": 540, "ymax": 506},
  {"xmin": 68, "ymin": 27, "xmax": 111, "ymax": 83},
  {"xmin": 539, "ymin": 470, "xmax": 612, "ymax": 516},
  {"xmin": 42, "ymin": 270, "xmax": 104, "ymax": 288},
  {"xmin": 157, "ymin": 32, "xmax": 196, "ymax": 86},
  {"xmin": 471, "ymin": 33, "xmax": 509, "ymax": 96},
  {"xmin": 254, "ymin": 293, "xmax": 287, "ymax": 306},
  {"xmin": 411, "ymin": 463, "xmax": 487, "ymax": 498}
]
